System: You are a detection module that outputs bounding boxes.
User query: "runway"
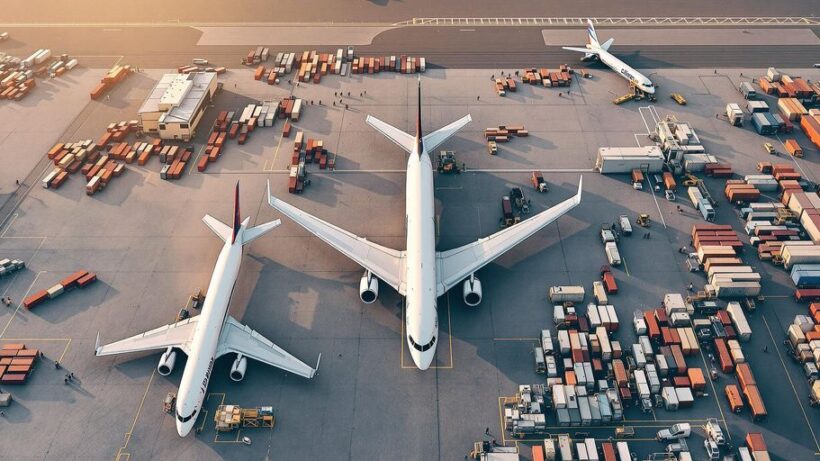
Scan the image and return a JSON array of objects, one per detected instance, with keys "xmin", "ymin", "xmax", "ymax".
[
  {"xmin": 1, "ymin": 0, "xmax": 818, "ymax": 24},
  {"xmin": 1, "ymin": 24, "xmax": 819, "ymax": 70}
]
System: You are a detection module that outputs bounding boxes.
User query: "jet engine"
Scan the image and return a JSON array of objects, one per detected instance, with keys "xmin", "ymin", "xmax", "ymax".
[
  {"xmin": 462, "ymin": 275, "xmax": 482, "ymax": 307},
  {"xmin": 359, "ymin": 271, "xmax": 378, "ymax": 304},
  {"xmin": 230, "ymin": 354, "xmax": 248, "ymax": 382},
  {"xmin": 157, "ymin": 347, "xmax": 177, "ymax": 376}
]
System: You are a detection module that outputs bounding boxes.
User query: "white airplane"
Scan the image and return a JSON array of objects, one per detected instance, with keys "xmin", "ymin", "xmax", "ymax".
[
  {"xmin": 563, "ymin": 19, "xmax": 656, "ymax": 95},
  {"xmin": 267, "ymin": 79, "xmax": 582, "ymax": 370},
  {"xmin": 95, "ymin": 182, "xmax": 320, "ymax": 437}
]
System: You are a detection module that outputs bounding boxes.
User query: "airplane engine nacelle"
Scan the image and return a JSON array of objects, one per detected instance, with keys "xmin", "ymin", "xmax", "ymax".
[
  {"xmin": 462, "ymin": 276, "xmax": 483, "ymax": 307},
  {"xmin": 157, "ymin": 348, "xmax": 177, "ymax": 376},
  {"xmin": 359, "ymin": 271, "xmax": 379, "ymax": 304},
  {"xmin": 230, "ymin": 355, "xmax": 248, "ymax": 382}
]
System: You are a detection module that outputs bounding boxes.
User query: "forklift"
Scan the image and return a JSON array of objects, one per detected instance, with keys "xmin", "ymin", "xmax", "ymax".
[
  {"xmin": 636, "ymin": 214, "xmax": 651, "ymax": 227},
  {"xmin": 437, "ymin": 150, "xmax": 463, "ymax": 174}
]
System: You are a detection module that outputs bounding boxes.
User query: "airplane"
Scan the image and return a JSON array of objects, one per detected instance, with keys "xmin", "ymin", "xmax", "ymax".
[
  {"xmin": 95, "ymin": 182, "xmax": 320, "ymax": 437},
  {"xmin": 563, "ymin": 19, "xmax": 656, "ymax": 95},
  {"xmin": 266, "ymin": 79, "xmax": 582, "ymax": 371}
]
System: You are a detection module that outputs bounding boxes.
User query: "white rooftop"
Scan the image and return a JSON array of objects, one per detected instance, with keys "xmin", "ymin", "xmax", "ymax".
[{"xmin": 138, "ymin": 72, "xmax": 216, "ymax": 125}]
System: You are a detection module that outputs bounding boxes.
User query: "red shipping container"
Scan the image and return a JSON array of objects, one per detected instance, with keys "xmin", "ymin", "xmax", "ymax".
[
  {"xmin": 23, "ymin": 290, "xmax": 49, "ymax": 309},
  {"xmin": 197, "ymin": 155, "xmax": 209, "ymax": 172}
]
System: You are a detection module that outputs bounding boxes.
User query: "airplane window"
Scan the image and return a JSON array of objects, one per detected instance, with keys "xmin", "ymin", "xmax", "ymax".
[{"xmin": 177, "ymin": 409, "xmax": 197, "ymax": 423}]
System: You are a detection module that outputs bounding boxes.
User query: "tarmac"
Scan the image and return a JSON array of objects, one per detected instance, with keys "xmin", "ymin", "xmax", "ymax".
[
  {"xmin": 1, "ymin": 0, "xmax": 819, "ymax": 24},
  {"xmin": 0, "ymin": 60, "xmax": 819, "ymax": 460}
]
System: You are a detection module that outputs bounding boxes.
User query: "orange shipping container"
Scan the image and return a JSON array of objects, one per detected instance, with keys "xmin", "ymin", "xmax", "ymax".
[{"xmin": 725, "ymin": 384, "xmax": 744, "ymax": 412}]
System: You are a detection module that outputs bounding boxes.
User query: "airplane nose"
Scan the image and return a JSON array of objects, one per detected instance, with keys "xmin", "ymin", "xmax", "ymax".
[
  {"xmin": 410, "ymin": 349, "xmax": 435, "ymax": 371},
  {"xmin": 176, "ymin": 420, "xmax": 193, "ymax": 437}
]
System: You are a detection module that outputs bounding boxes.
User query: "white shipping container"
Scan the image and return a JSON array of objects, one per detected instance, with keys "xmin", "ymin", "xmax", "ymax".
[
  {"xmin": 549, "ymin": 286, "xmax": 585, "ymax": 303},
  {"xmin": 595, "ymin": 146, "xmax": 664, "ymax": 174},
  {"xmin": 617, "ymin": 442, "xmax": 631, "ymax": 461},
  {"xmin": 587, "ymin": 304, "xmax": 601, "ymax": 329},
  {"xmin": 606, "ymin": 305, "xmax": 619, "ymax": 330},
  {"xmin": 726, "ymin": 302, "xmax": 752, "ymax": 341}
]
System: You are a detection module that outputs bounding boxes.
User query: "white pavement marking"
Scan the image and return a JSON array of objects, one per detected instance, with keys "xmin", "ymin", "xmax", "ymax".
[
  {"xmin": 646, "ymin": 175, "xmax": 668, "ymax": 229},
  {"xmin": 542, "ymin": 28, "xmax": 820, "ymax": 46},
  {"xmin": 194, "ymin": 26, "xmax": 395, "ymax": 46},
  {"xmin": 395, "ymin": 17, "xmax": 820, "ymax": 27}
]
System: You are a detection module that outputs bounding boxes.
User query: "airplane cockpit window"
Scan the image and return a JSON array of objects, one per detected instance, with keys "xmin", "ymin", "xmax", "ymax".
[
  {"xmin": 177, "ymin": 409, "xmax": 197, "ymax": 423},
  {"xmin": 409, "ymin": 335, "xmax": 436, "ymax": 352}
]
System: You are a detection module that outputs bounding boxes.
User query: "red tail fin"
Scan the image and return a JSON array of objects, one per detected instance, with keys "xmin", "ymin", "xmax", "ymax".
[
  {"xmin": 415, "ymin": 77, "xmax": 423, "ymax": 154},
  {"xmin": 232, "ymin": 181, "xmax": 241, "ymax": 244}
]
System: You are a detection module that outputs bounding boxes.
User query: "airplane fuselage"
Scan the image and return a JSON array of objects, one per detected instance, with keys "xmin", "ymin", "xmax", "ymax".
[
  {"xmin": 404, "ymin": 145, "xmax": 439, "ymax": 370},
  {"xmin": 174, "ymin": 234, "xmax": 242, "ymax": 436},
  {"xmin": 595, "ymin": 46, "xmax": 655, "ymax": 94}
]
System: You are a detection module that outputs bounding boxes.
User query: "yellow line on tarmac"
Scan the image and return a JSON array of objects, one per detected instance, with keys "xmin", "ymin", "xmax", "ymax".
[{"xmin": 114, "ymin": 369, "xmax": 156, "ymax": 461}]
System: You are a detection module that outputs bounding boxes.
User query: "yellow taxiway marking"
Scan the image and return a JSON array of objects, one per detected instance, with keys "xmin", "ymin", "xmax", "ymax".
[
  {"xmin": 0, "ymin": 337, "xmax": 71, "ymax": 362},
  {"xmin": 400, "ymin": 292, "xmax": 454, "ymax": 369},
  {"xmin": 115, "ymin": 369, "xmax": 157, "ymax": 461},
  {"xmin": 263, "ymin": 128, "xmax": 286, "ymax": 172},
  {"xmin": 762, "ymin": 315, "xmax": 820, "ymax": 453}
]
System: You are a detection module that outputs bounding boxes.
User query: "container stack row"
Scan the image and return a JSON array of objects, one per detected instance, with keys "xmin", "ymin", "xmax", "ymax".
[
  {"xmin": 691, "ymin": 224, "xmax": 761, "ymax": 298},
  {"xmin": 0, "ymin": 344, "xmax": 40, "ymax": 385},
  {"xmin": 90, "ymin": 64, "xmax": 131, "ymax": 100},
  {"xmin": 785, "ymin": 305, "xmax": 820, "ymax": 390},
  {"xmin": 1, "ymin": 49, "xmax": 78, "ymax": 101},
  {"xmin": 484, "ymin": 125, "xmax": 528, "ymax": 143},
  {"xmin": 23, "ymin": 270, "xmax": 97, "ymax": 309},
  {"xmin": 520, "ymin": 65, "xmax": 574, "ymax": 87}
]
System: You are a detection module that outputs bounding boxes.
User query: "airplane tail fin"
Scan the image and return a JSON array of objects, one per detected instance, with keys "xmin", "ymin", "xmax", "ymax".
[
  {"xmin": 586, "ymin": 19, "xmax": 600, "ymax": 47},
  {"xmin": 202, "ymin": 181, "xmax": 279, "ymax": 245},
  {"xmin": 365, "ymin": 78, "xmax": 470, "ymax": 154},
  {"xmin": 232, "ymin": 181, "xmax": 241, "ymax": 244}
]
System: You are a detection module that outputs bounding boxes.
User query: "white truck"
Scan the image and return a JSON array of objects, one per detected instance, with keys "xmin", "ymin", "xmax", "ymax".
[{"xmin": 605, "ymin": 242, "xmax": 622, "ymax": 266}]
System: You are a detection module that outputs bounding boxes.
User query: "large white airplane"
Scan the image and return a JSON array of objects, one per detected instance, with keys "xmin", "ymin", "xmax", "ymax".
[
  {"xmin": 267, "ymin": 80, "xmax": 582, "ymax": 370},
  {"xmin": 563, "ymin": 19, "xmax": 656, "ymax": 95},
  {"xmin": 95, "ymin": 183, "xmax": 320, "ymax": 437}
]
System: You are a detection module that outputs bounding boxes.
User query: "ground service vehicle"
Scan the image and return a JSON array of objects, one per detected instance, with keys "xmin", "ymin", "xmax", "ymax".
[
  {"xmin": 704, "ymin": 440, "xmax": 720, "ymax": 459},
  {"xmin": 488, "ymin": 141, "xmax": 498, "ymax": 155},
  {"xmin": 532, "ymin": 171, "xmax": 549, "ymax": 192},
  {"xmin": 657, "ymin": 423, "xmax": 691, "ymax": 441},
  {"xmin": 705, "ymin": 419, "xmax": 725, "ymax": 445},
  {"xmin": 671, "ymin": 93, "xmax": 687, "ymax": 105},
  {"xmin": 618, "ymin": 215, "xmax": 632, "ymax": 235},
  {"xmin": 437, "ymin": 151, "xmax": 461, "ymax": 174},
  {"xmin": 764, "ymin": 143, "xmax": 776, "ymax": 155}
]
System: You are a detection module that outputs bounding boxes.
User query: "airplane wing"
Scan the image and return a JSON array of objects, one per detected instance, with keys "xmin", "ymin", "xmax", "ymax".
[
  {"xmin": 365, "ymin": 115, "xmax": 416, "ymax": 153},
  {"xmin": 436, "ymin": 178, "xmax": 582, "ymax": 295},
  {"xmin": 562, "ymin": 46, "xmax": 598, "ymax": 54},
  {"xmin": 600, "ymin": 38, "xmax": 614, "ymax": 51},
  {"xmin": 422, "ymin": 114, "xmax": 472, "ymax": 153},
  {"xmin": 95, "ymin": 317, "xmax": 199, "ymax": 356},
  {"xmin": 216, "ymin": 316, "xmax": 319, "ymax": 379},
  {"xmin": 267, "ymin": 182, "xmax": 406, "ymax": 294}
]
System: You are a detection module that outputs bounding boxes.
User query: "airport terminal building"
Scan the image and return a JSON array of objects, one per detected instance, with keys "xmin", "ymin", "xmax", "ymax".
[{"xmin": 138, "ymin": 72, "xmax": 217, "ymax": 141}]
